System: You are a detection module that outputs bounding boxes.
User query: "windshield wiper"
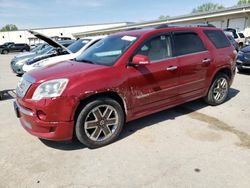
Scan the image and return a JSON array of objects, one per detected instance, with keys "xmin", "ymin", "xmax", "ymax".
[{"xmin": 77, "ymin": 59, "xmax": 95, "ymax": 64}]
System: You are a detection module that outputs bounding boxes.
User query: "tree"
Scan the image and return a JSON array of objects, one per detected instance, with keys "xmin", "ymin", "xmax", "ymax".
[
  {"xmin": 0, "ymin": 24, "xmax": 18, "ymax": 32},
  {"xmin": 159, "ymin": 15, "xmax": 170, "ymax": 19},
  {"xmin": 192, "ymin": 3, "xmax": 224, "ymax": 13},
  {"xmin": 238, "ymin": 0, "xmax": 250, "ymax": 5}
]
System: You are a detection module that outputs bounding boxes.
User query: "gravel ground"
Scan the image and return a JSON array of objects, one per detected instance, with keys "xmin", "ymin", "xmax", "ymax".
[{"xmin": 0, "ymin": 54, "xmax": 250, "ymax": 188}]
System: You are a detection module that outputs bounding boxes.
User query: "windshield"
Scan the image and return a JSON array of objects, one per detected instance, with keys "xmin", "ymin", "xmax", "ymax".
[
  {"xmin": 39, "ymin": 45, "xmax": 53, "ymax": 54},
  {"xmin": 76, "ymin": 35, "xmax": 138, "ymax": 66},
  {"xmin": 67, "ymin": 39, "xmax": 90, "ymax": 53},
  {"xmin": 31, "ymin": 43, "xmax": 48, "ymax": 53}
]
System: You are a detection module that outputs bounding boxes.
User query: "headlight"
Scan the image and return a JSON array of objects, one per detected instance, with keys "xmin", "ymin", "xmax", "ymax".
[{"xmin": 32, "ymin": 79, "xmax": 68, "ymax": 100}]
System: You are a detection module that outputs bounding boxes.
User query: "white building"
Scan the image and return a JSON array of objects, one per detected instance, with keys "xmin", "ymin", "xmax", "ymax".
[
  {"xmin": 0, "ymin": 22, "xmax": 130, "ymax": 45},
  {"xmin": 73, "ymin": 4, "xmax": 250, "ymax": 38}
]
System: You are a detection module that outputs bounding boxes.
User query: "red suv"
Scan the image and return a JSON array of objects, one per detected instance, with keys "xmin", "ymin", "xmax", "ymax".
[{"xmin": 14, "ymin": 25, "xmax": 237, "ymax": 148}]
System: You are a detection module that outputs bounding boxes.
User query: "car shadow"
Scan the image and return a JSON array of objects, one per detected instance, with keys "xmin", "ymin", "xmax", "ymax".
[
  {"xmin": 40, "ymin": 88, "xmax": 240, "ymax": 151},
  {"xmin": 39, "ymin": 138, "xmax": 86, "ymax": 150},
  {"xmin": 0, "ymin": 89, "xmax": 16, "ymax": 101},
  {"xmin": 16, "ymin": 74, "xmax": 23, "ymax": 77}
]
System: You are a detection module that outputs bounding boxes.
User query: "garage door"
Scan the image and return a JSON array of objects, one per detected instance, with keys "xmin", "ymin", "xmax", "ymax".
[
  {"xmin": 228, "ymin": 18, "xmax": 246, "ymax": 31},
  {"xmin": 208, "ymin": 21, "xmax": 223, "ymax": 28}
]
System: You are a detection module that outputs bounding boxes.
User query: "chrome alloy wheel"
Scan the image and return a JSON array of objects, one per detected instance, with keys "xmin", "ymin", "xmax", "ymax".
[
  {"xmin": 212, "ymin": 77, "xmax": 228, "ymax": 102},
  {"xmin": 84, "ymin": 105, "xmax": 119, "ymax": 142}
]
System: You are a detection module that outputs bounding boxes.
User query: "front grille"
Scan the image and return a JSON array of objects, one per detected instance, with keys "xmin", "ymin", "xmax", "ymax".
[{"xmin": 16, "ymin": 75, "xmax": 35, "ymax": 98}]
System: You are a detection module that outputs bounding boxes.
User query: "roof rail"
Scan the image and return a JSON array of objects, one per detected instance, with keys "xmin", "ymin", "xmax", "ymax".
[
  {"xmin": 154, "ymin": 23, "xmax": 215, "ymax": 29},
  {"xmin": 125, "ymin": 27, "xmax": 143, "ymax": 31},
  {"xmin": 155, "ymin": 24, "xmax": 169, "ymax": 29}
]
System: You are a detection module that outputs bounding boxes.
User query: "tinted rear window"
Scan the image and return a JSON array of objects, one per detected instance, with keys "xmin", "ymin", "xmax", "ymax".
[
  {"xmin": 173, "ymin": 32, "xmax": 206, "ymax": 56},
  {"xmin": 204, "ymin": 30, "xmax": 231, "ymax": 49}
]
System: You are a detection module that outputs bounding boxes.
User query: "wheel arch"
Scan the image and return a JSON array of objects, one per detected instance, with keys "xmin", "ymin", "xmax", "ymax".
[
  {"xmin": 73, "ymin": 91, "xmax": 127, "ymax": 122},
  {"xmin": 206, "ymin": 66, "xmax": 232, "ymax": 95}
]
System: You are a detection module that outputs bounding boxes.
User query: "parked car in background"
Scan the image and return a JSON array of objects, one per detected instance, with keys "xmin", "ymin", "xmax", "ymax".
[
  {"xmin": 30, "ymin": 43, "xmax": 43, "ymax": 50},
  {"xmin": 236, "ymin": 46, "xmax": 250, "ymax": 72},
  {"xmin": 225, "ymin": 32, "xmax": 239, "ymax": 51},
  {"xmin": 22, "ymin": 38, "xmax": 76, "ymax": 72},
  {"xmin": 224, "ymin": 28, "xmax": 246, "ymax": 48},
  {"xmin": 11, "ymin": 40, "xmax": 74, "ymax": 75},
  {"xmin": 0, "ymin": 42, "xmax": 14, "ymax": 48},
  {"xmin": 14, "ymin": 25, "xmax": 236, "ymax": 148},
  {"xmin": 10, "ymin": 43, "xmax": 49, "ymax": 75},
  {"xmin": 0, "ymin": 43, "xmax": 30, "ymax": 54},
  {"xmin": 23, "ymin": 35, "xmax": 105, "ymax": 72}
]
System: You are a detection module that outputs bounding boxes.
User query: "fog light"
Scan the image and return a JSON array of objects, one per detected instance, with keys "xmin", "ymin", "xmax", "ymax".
[{"xmin": 37, "ymin": 110, "xmax": 46, "ymax": 120}]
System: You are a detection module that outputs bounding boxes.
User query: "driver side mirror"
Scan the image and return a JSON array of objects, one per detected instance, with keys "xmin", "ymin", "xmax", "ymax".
[{"xmin": 131, "ymin": 54, "xmax": 150, "ymax": 66}]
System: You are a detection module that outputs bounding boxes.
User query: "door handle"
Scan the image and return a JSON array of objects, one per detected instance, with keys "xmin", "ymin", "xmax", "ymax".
[
  {"xmin": 202, "ymin": 58, "xmax": 211, "ymax": 64},
  {"xmin": 166, "ymin": 66, "xmax": 178, "ymax": 71}
]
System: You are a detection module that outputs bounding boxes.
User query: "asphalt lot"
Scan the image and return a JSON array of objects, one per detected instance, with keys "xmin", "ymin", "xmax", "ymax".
[{"xmin": 0, "ymin": 53, "xmax": 250, "ymax": 188}]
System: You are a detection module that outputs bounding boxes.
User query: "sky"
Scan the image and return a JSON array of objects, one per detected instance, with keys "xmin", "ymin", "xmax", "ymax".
[{"xmin": 0, "ymin": 0, "xmax": 239, "ymax": 29}]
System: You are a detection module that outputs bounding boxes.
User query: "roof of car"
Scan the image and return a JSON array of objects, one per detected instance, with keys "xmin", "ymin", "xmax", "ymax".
[{"xmin": 113, "ymin": 24, "xmax": 220, "ymax": 36}]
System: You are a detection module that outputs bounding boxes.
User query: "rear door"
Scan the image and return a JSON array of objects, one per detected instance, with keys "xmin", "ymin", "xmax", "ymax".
[
  {"xmin": 172, "ymin": 31, "xmax": 212, "ymax": 98},
  {"xmin": 127, "ymin": 33, "xmax": 179, "ymax": 114}
]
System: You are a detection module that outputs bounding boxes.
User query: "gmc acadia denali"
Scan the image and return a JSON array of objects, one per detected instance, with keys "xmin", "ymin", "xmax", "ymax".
[{"xmin": 14, "ymin": 24, "xmax": 237, "ymax": 148}]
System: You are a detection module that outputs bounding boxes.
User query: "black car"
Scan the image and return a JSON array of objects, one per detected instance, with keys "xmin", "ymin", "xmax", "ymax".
[
  {"xmin": 0, "ymin": 43, "xmax": 30, "ymax": 54},
  {"xmin": 0, "ymin": 42, "xmax": 14, "ymax": 48}
]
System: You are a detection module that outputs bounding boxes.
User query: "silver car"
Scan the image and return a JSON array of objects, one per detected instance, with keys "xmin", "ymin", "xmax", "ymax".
[{"xmin": 10, "ymin": 43, "xmax": 50, "ymax": 75}]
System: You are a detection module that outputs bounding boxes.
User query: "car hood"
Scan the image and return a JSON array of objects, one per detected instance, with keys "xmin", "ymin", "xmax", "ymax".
[
  {"xmin": 28, "ymin": 30, "xmax": 72, "ymax": 54},
  {"xmin": 27, "ymin": 60, "xmax": 107, "ymax": 83},
  {"xmin": 241, "ymin": 46, "xmax": 250, "ymax": 53},
  {"xmin": 12, "ymin": 53, "xmax": 37, "ymax": 62},
  {"xmin": 26, "ymin": 53, "xmax": 55, "ymax": 65},
  {"xmin": 14, "ymin": 52, "xmax": 36, "ymax": 58}
]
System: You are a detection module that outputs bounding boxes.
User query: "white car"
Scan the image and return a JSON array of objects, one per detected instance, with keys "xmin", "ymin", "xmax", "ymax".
[
  {"xmin": 224, "ymin": 28, "xmax": 246, "ymax": 47},
  {"xmin": 23, "ymin": 33, "xmax": 105, "ymax": 72}
]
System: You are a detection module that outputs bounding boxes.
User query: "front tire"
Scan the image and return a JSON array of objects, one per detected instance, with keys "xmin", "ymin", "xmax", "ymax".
[
  {"xmin": 204, "ymin": 73, "xmax": 230, "ymax": 106},
  {"xmin": 2, "ymin": 50, "xmax": 8, "ymax": 54},
  {"xmin": 75, "ymin": 97, "xmax": 124, "ymax": 148},
  {"xmin": 0, "ymin": 91, "xmax": 3, "ymax": 100}
]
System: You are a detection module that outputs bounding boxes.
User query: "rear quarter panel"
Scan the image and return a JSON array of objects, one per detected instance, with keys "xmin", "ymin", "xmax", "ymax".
[{"xmin": 199, "ymin": 29, "xmax": 236, "ymax": 93}]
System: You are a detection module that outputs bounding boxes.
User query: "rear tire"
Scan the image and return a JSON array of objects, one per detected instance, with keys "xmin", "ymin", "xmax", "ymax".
[
  {"xmin": 2, "ymin": 50, "xmax": 8, "ymax": 54},
  {"xmin": 75, "ymin": 97, "xmax": 124, "ymax": 149},
  {"xmin": 204, "ymin": 73, "xmax": 230, "ymax": 106},
  {"xmin": 0, "ymin": 91, "xmax": 3, "ymax": 100}
]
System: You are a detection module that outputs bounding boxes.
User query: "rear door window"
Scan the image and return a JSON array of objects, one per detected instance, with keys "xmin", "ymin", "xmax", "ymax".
[
  {"xmin": 173, "ymin": 32, "xmax": 207, "ymax": 56},
  {"xmin": 204, "ymin": 30, "xmax": 231, "ymax": 49}
]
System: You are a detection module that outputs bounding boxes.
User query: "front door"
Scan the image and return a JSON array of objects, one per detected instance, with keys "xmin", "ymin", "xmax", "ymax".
[{"xmin": 127, "ymin": 34, "xmax": 179, "ymax": 115}]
